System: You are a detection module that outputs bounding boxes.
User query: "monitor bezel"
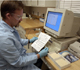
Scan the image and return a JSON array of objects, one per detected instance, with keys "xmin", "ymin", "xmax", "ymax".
[
  {"xmin": 44, "ymin": 8, "xmax": 74, "ymax": 38},
  {"xmin": 44, "ymin": 8, "xmax": 67, "ymax": 37}
]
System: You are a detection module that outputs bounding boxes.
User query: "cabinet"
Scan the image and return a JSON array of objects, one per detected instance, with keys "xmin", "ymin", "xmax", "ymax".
[
  {"xmin": 31, "ymin": 0, "xmax": 37, "ymax": 6},
  {"xmin": 22, "ymin": 0, "xmax": 31, "ymax": 6},
  {"xmin": 22, "ymin": 0, "xmax": 56, "ymax": 7},
  {"xmin": 38, "ymin": 0, "xmax": 56, "ymax": 7},
  {"xmin": 27, "ymin": 0, "xmax": 32, "ymax": 6},
  {"xmin": 22, "ymin": 0, "xmax": 37, "ymax": 6}
]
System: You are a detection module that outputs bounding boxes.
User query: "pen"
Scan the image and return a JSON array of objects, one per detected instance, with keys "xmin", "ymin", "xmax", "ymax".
[{"xmin": 49, "ymin": 40, "xmax": 52, "ymax": 43}]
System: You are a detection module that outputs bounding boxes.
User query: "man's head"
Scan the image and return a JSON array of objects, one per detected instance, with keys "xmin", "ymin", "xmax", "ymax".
[{"xmin": 1, "ymin": 0, "xmax": 24, "ymax": 27}]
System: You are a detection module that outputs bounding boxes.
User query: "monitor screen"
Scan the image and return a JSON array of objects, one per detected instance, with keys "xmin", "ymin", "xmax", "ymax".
[{"xmin": 45, "ymin": 11, "xmax": 63, "ymax": 32}]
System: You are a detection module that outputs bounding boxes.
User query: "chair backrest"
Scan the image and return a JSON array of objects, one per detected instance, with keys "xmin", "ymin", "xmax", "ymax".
[{"xmin": 16, "ymin": 25, "xmax": 26, "ymax": 39}]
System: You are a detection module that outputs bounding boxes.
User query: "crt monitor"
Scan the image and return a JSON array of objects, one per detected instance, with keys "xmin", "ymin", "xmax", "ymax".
[{"xmin": 44, "ymin": 8, "xmax": 80, "ymax": 38}]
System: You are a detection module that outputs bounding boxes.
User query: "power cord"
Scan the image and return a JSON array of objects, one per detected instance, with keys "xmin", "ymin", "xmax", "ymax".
[{"xmin": 27, "ymin": 28, "xmax": 35, "ymax": 38}]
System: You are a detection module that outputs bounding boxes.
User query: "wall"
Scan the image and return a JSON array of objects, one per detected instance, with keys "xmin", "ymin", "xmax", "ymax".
[
  {"xmin": 24, "ymin": 1, "xmax": 80, "ymax": 18},
  {"xmin": 24, "ymin": 6, "xmax": 55, "ymax": 18},
  {"xmin": 23, "ymin": 6, "xmax": 30, "ymax": 13},
  {"xmin": 29, "ymin": 7, "xmax": 47, "ymax": 17},
  {"xmin": 23, "ymin": 0, "xmax": 57, "ymax": 18}
]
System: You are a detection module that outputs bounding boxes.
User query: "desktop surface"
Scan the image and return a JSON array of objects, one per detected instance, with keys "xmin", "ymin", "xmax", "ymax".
[
  {"xmin": 20, "ymin": 18, "xmax": 44, "ymax": 30},
  {"xmin": 20, "ymin": 18, "xmax": 80, "ymax": 70},
  {"xmin": 25, "ymin": 31, "xmax": 80, "ymax": 70}
]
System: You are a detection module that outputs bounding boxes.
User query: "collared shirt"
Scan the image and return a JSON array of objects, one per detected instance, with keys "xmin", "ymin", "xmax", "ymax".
[{"xmin": 0, "ymin": 20, "xmax": 40, "ymax": 70}]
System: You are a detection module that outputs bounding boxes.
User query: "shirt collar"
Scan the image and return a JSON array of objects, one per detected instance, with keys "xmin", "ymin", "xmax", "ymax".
[{"xmin": 1, "ymin": 19, "xmax": 15, "ymax": 32}]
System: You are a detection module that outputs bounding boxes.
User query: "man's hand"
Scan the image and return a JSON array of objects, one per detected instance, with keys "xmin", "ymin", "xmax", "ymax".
[
  {"xmin": 30, "ymin": 37, "xmax": 38, "ymax": 43},
  {"xmin": 38, "ymin": 47, "xmax": 49, "ymax": 58}
]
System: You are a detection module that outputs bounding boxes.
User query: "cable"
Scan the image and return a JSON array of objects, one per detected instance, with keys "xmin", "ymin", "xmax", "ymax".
[{"xmin": 26, "ymin": 28, "xmax": 35, "ymax": 38}]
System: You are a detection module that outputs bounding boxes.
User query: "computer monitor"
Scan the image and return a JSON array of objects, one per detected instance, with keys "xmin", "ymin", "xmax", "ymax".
[{"xmin": 44, "ymin": 8, "xmax": 80, "ymax": 38}]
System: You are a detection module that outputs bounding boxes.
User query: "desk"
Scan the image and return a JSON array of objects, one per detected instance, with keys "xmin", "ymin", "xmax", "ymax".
[
  {"xmin": 20, "ymin": 18, "xmax": 44, "ymax": 39},
  {"xmin": 20, "ymin": 18, "xmax": 80, "ymax": 70},
  {"xmin": 44, "ymin": 57, "xmax": 80, "ymax": 70},
  {"xmin": 20, "ymin": 18, "xmax": 44, "ymax": 30},
  {"xmin": 26, "ymin": 33, "xmax": 80, "ymax": 70}
]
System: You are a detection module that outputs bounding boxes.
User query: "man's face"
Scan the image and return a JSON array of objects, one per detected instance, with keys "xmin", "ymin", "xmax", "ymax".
[{"xmin": 10, "ymin": 9, "xmax": 23, "ymax": 27}]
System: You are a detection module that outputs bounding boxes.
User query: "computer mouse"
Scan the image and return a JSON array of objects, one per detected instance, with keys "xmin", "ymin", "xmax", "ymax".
[{"xmin": 62, "ymin": 52, "xmax": 69, "ymax": 57}]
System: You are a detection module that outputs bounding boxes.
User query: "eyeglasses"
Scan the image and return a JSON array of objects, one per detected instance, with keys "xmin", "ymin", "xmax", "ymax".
[{"xmin": 11, "ymin": 13, "xmax": 23, "ymax": 20}]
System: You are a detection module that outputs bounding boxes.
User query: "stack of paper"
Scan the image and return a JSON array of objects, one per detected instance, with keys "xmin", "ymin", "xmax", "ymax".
[
  {"xmin": 48, "ymin": 52, "xmax": 70, "ymax": 70},
  {"xmin": 31, "ymin": 32, "xmax": 51, "ymax": 52}
]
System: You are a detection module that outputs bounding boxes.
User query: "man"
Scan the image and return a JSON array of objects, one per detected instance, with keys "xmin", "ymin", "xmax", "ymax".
[{"xmin": 0, "ymin": 0, "xmax": 49, "ymax": 70}]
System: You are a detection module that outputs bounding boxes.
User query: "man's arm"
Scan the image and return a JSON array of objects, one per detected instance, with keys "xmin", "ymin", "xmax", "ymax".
[{"xmin": 0, "ymin": 38, "xmax": 38, "ymax": 67}]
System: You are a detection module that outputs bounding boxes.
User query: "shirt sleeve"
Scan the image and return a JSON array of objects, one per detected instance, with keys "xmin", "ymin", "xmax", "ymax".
[
  {"xmin": 0, "ymin": 37, "xmax": 38, "ymax": 67},
  {"xmin": 20, "ymin": 38, "xmax": 29, "ymax": 46}
]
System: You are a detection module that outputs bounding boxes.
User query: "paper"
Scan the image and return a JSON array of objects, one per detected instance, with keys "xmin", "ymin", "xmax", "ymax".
[
  {"xmin": 31, "ymin": 32, "xmax": 51, "ymax": 52},
  {"xmin": 55, "ymin": 58, "xmax": 69, "ymax": 67},
  {"xmin": 48, "ymin": 52, "xmax": 61, "ymax": 60},
  {"xmin": 48, "ymin": 52, "xmax": 70, "ymax": 69}
]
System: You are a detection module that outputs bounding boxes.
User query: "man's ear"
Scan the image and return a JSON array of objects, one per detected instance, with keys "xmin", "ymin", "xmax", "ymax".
[{"xmin": 5, "ymin": 13, "xmax": 11, "ymax": 19}]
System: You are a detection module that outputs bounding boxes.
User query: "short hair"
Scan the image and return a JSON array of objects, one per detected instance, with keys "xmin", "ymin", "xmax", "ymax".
[{"xmin": 1, "ymin": 0, "xmax": 24, "ymax": 19}]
